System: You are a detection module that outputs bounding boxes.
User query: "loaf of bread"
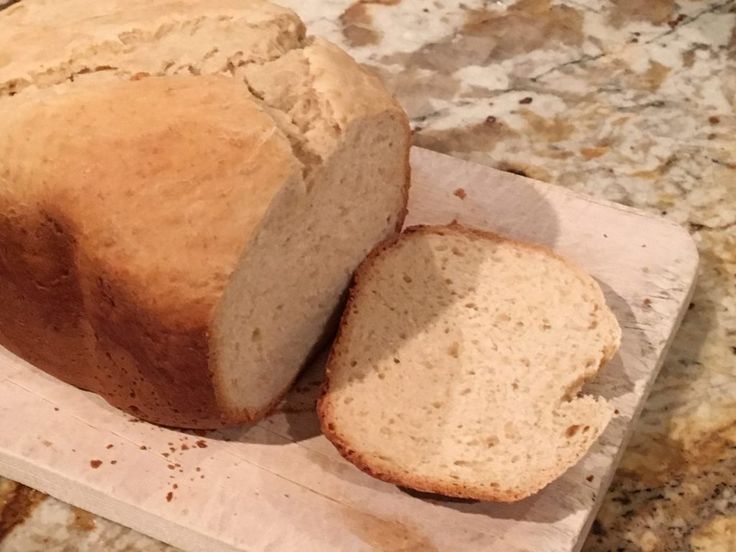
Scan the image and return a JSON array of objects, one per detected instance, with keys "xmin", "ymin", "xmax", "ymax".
[
  {"xmin": 318, "ymin": 225, "xmax": 621, "ymax": 501},
  {"xmin": 0, "ymin": 0, "xmax": 409, "ymax": 428}
]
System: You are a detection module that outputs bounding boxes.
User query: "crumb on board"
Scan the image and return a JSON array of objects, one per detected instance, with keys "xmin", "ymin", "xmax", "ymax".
[
  {"xmin": 89, "ymin": 459, "xmax": 102, "ymax": 469},
  {"xmin": 586, "ymin": 475, "xmax": 594, "ymax": 482},
  {"xmin": 453, "ymin": 188, "xmax": 467, "ymax": 200},
  {"xmin": 166, "ymin": 491, "xmax": 173, "ymax": 502},
  {"xmin": 106, "ymin": 444, "xmax": 114, "ymax": 449},
  {"xmin": 195, "ymin": 440, "xmax": 208, "ymax": 449}
]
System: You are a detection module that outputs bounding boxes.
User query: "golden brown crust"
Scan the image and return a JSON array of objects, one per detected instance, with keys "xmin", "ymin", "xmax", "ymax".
[
  {"xmin": 0, "ymin": 1, "xmax": 411, "ymax": 429},
  {"xmin": 0, "ymin": 0, "xmax": 305, "ymax": 98},
  {"xmin": 317, "ymin": 223, "xmax": 618, "ymax": 501},
  {"xmin": 0, "ymin": 207, "xmax": 225, "ymax": 427},
  {"xmin": 0, "ymin": 76, "xmax": 299, "ymax": 428}
]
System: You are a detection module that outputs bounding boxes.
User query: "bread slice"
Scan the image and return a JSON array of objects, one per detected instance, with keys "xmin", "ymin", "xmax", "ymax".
[
  {"xmin": 318, "ymin": 224, "xmax": 621, "ymax": 501},
  {"xmin": 0, "ymin": 1, "xmax": 409, "ymax": 428}
]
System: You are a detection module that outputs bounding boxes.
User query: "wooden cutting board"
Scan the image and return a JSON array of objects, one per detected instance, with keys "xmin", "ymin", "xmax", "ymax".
[{"xmin": 0, "ymin": 148, "xmax": 698, "ymax": 552}]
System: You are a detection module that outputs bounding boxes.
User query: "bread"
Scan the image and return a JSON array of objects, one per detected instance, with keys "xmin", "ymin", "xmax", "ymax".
[
  {"xmin": 318, "ymin": 225, "xmax": 621, "ymax": 501},
  {"xmin": 0, "ymin": 0, "xmax": 409, "ymax": 428}
]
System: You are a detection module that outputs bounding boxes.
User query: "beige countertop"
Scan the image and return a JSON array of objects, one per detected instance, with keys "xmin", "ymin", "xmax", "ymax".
[{"xmin": 1, "ymin": 0, "xmax": 735, "ymax": 550}]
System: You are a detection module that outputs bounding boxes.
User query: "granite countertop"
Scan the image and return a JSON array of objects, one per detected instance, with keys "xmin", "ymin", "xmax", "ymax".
[{"xmin": 1, "ymin": 0, "xmax": 735, "ymax": 550}]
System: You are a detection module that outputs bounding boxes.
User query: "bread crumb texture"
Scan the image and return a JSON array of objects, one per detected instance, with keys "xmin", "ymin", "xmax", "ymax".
[{"xmin": 319, "ymin": 224, "xmax": 621, "ymax": 501}]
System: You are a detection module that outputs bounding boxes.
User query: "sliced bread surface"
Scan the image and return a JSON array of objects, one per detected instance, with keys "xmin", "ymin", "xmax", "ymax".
[{"xmin": 318, "ymin": 224, "xmax": 621, "ymax": 501}]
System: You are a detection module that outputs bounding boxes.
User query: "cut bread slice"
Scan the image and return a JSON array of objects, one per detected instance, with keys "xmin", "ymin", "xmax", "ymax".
[{"xmin": 318, "ymin": 224, "xmax": 622, "ymax": 501}]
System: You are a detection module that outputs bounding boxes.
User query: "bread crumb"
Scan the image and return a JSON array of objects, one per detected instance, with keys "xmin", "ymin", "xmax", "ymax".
[
  {"xmin": 195, "ymin": 440, "xmax": 208, "ymax": 448},
  {"xmin": 89, "ymin": 459, "xmax": 102, "ymax": 469},
  {"xmin": 586, "ymin": 475, "xmax": 594, "ymax": 482},
  {"xmin": 106, "ymin": 444, "xmax": 114, "ymax": 449},
  {"xmin": 111, "ymin": 460, "xmax": 117, "ymax": 465},
  {"xmin": 453, "ymin": 188, "xmax": 467, "ymax": 200},
  {"xmin": 165, "ymin": 491, "xmax": 173, "ymax": 502}
]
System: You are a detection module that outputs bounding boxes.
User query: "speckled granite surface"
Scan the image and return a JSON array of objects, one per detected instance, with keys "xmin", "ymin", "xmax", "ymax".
[{"xmin": 1, "ymin": 0, "xmax": 734, "ymax": 550}]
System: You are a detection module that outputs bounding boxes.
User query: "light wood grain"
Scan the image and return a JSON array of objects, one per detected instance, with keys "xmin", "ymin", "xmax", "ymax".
[{"xmin": 0, "ymin": 148, "xmax": 698, "ymax": 552}]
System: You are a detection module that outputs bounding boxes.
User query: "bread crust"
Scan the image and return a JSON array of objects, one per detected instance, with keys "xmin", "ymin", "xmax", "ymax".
[
  {"xmin": 318, "ymin": 223, "xmax": 620, "ymax": 501},
  {"xmin": 0, "ymin": 1, "xmax": 411, "ymax": 429},
  {"xmin": 0, "ymin": 76, "xmax": 298, "ymax": 427}
]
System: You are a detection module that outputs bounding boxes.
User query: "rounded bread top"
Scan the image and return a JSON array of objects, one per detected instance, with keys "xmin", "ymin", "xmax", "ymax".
[{"xmin": 0, "ymin": 75, "xmax": 299, "ymax": 327}]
